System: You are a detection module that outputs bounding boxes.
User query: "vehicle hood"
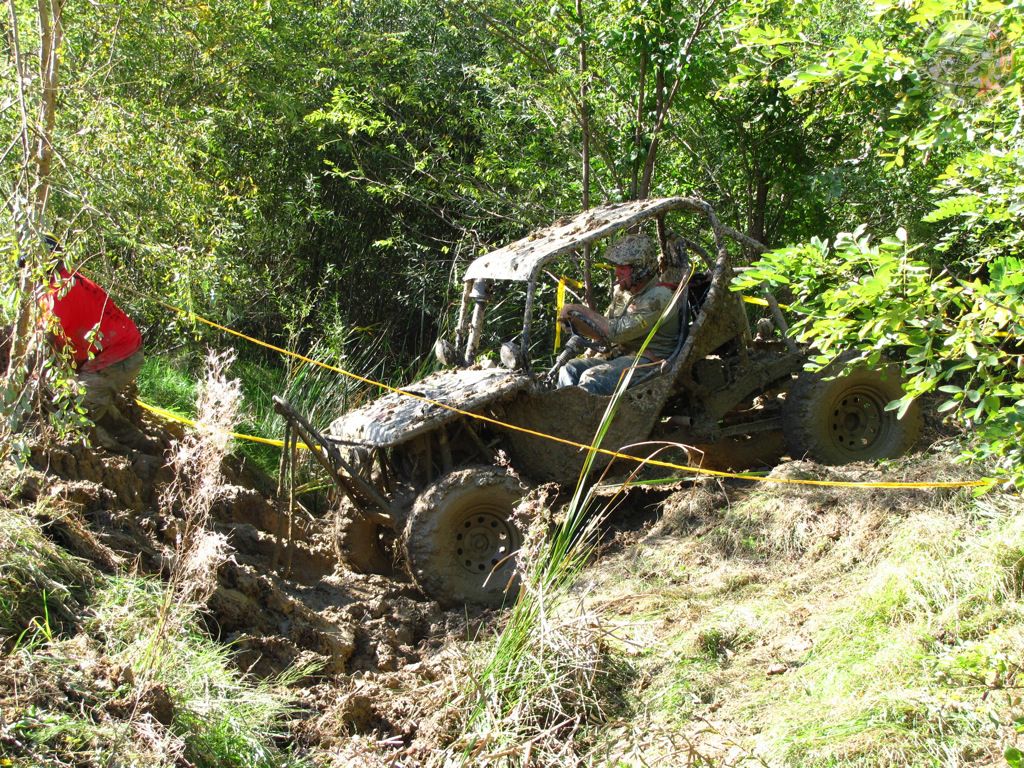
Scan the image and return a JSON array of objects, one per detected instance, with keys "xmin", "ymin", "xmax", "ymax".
[{"xmin": 327, "ymin": 368, "xmax": 532, "ymax": 448}]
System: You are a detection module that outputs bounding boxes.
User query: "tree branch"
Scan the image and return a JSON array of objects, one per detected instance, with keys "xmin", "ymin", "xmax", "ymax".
[{"xmin": 639, "ymin": 0, "xmax": 727, "ymax": 198}]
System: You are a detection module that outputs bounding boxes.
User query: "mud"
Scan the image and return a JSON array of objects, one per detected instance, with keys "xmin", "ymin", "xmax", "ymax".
[{"xmin": 12, "ymin": 408, "xmax": 513, "ymax": 763}]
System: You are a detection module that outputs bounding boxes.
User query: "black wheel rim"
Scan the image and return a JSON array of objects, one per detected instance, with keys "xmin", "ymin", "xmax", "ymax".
[
  {"xmin": 827, "ymin": 386, "xmax": 888, "ymax": 458},
  {"xmin": 454, "ymin": 506, "xmax": 517, "ymax": 577}
]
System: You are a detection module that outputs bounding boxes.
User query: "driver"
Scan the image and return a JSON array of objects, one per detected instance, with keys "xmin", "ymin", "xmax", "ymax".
[{"xmin": 557, "ymin": 233, "xmax": 681, "ymax": 395}]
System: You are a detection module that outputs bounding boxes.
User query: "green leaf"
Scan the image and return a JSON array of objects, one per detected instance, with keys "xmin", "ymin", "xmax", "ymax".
[
  {"xmin": 923, "ymin": 195, "xmax": 982, "ymax": 223},
  {"xmin": 907, "ymin": 0, "xmax": 948, "ymax": 24},
  {"xmin": 897, "ymin": 397, "xmax": 913, "ymax": 420}
]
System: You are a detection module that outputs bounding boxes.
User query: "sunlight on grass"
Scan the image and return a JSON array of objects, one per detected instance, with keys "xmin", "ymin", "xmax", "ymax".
[
  {"xmin": 89, "ymin": 576, "xmax": 310, "ymax": 768},
  {"xmin": 742, "ymin": 496, "xmax": 1023, "ymax": 766},
  {"xmin": 585, "ymin": 475, "xmax": 1024, "ymax": 767},
  {"xmin": 137, "ymin": 354, "xmax": 199, "ymax": 418},
  {"xmin": 0, "ymin": 502, "xmax": 93, "ymax": 643}
]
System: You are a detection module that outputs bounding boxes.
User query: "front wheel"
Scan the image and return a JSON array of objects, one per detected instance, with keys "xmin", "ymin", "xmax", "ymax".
[
  {"xmin": 783, "ymin": 364, "xmax": 922, "ymax": 465},
  {"xmin": 403, "ymin": 467, "xmax": 526, "ymax": 608}
]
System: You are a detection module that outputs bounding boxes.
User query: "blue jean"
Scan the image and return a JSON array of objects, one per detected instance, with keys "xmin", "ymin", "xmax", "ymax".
[{"xmin": 558, "ymin": 355, "xmax": 645, "ymax": 395}]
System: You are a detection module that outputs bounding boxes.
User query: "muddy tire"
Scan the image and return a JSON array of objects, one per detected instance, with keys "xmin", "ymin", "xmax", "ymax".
[
  {"xmin": 404, "ymin": 467, "xmax": 526, "ymax": 608},
  {"xmin": 783, "ymin": 364, "xmax": 922, "ymax": 465},
  {"xmin": 334, "ymin": 502, "xmax": 395, "ymax": 576}
]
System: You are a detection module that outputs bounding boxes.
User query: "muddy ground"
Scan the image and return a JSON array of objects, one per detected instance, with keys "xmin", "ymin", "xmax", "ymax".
[
  {"xmin": 7, "ymin": 391, "xmax": 988, "ymax": 768},
  {"xmin": 10, "ymin": 409, "xmax": 672, "ymax": 765}
]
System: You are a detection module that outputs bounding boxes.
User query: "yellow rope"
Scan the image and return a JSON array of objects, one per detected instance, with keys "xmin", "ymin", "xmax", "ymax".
[
  {"xmin": 153, "ymin": 299, "xmax": 987, "ymax": 490},
  {"xmin": 136, "ymin": 398, "xmax": 309, "ymax": 450}
]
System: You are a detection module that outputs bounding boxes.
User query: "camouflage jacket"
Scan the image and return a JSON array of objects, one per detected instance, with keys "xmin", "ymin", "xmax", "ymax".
[{"xmin": 605, "ymin": 278, "xmax": 682, "ymax": 360}]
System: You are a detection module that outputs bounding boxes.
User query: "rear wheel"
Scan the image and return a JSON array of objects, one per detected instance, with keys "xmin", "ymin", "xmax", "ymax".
[
  {"xmin": 404, "ymin": 467, "xmax": 526, "ymax": 608},
  {"xmin": 334, "ymin": 501, "xmax": 395, "ymax": 576},
  {"xmin": 783, "ymin": 364, "xmax": 922, "ymax": 465}
]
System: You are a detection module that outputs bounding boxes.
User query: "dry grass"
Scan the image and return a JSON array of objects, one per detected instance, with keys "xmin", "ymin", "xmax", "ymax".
[
  {"xmin": 585, "ymin": 453, "xmax": 1022, "ymax": 767},
  {"xmin": 157, "ymin": 349, "xmax": 239, "ymax": 610},
  {"xmin": 458, "ymin": 608, "xmax": 628, "ymax": 767},
  {"xmin": 0, "ymin": 495, "xmax": 93, "ymax": 644}
]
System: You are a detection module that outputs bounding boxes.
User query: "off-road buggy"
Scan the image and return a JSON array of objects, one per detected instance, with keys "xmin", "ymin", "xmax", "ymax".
[{"xmin": 274, "ymin": 197, "xmax": 921, "ymax": 607}]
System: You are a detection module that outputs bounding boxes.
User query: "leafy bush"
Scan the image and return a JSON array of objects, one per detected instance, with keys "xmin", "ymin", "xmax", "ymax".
[{"xmin": 731, "ymin": 0, "xmax": 1024, "ymax": 487}]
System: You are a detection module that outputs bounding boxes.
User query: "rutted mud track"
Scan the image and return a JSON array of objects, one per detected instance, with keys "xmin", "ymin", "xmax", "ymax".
[{"xmin": 17, "ymin": 416, "xmax": 495, "ymax": 756}]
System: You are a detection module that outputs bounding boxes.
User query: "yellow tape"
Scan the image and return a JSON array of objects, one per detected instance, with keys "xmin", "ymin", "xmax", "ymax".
[
  {"xmin": 554, "ymin": 275, "xmax": 584, "ymax": 352},
  {"xmin": 742, "ymin": 295, "xmax": 795, "ymax": 310},
  {"xmin": 136, "ymin": 399, "xmax": 309, "ymax": 451},
  {"xmin": 154, "ymin": 299, "xmax": 986, "ymax": 490}
]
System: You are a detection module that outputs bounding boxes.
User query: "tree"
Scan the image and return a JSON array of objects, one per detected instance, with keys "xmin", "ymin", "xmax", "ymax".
[
  {"xmin": 1, "ymin": 0, "xmax": 80, "ymax": 453},
  {"xmin": 731, "ymin": 0, "xmax": 1024, "ymax": 484}
]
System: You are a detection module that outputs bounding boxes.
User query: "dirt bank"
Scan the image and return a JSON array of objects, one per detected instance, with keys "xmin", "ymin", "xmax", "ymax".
[{"xmin": 10, "ymin": 408, "xmax": 525, "ymax": 764}]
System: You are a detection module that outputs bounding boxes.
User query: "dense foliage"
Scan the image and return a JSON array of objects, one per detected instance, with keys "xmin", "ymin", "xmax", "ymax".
[
  {"xmin": 1, "ymin": 0, "xmax": 1021, "ymax": 479},
  {"xmin": 732, "ymin": 0, "xmax": 1023, "ymax": 483}
]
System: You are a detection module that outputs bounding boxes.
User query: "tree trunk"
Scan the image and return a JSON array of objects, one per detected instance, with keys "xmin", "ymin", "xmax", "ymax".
[
  {"xmin": 577, "ymin": 0, "xmax": 595, "ymax": 309},
  {"xmin": 35, "ymin": 0, "xmax": 63, "ymax": 211},
  {"xmin": 5, "ymin": 1, "xmax": 63, "ymax": 387},
  {"xmin": 629, "ymin": 32, "xmax": 648, "ymax": 202},
  {"xmin": 747, "ymin": 171, "xmax": 769, "ymax": 249}
]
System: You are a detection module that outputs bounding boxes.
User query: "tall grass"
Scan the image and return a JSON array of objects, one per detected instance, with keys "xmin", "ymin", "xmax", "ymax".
[
  {"xmin": 0, "ymin": 498, "xmax": 93, "ymax": 644},
  {"xmin": 238, "ymin": 330, "xmax": 397, "ymax": 436},
  {"xmin": 236, "ymin": 330, "xmax": 402, "ymax": 481},
  {"xmin": 0, "ymin": 354, "xmax": 309, "ymax": 768},
  {"xmin": 3, "ymin": 571, "xmax": 309, "ymax": 768},
  {"xmin": 138, "ymin": 353, "xmax": 200, "ymax": 418},
  {"xmin": 89, "ymin": 577, "xmax": 310, "ymax": 768},
  {"xmin": 458, "ymin": 388, "xmax": 653, "ymax": 764},
  {"xmin": 149, "ymin": 349, "xmax": 238, "ymax": 663},
  {"xmin": 140, "ymin": 326, "xmax": 405, "ymax": 480}
]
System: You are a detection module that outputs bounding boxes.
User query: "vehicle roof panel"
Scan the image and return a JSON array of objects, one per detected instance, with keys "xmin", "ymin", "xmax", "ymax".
[{"xmin": 463, "ymin": 197, "xmax": 694, "ymax": 282}]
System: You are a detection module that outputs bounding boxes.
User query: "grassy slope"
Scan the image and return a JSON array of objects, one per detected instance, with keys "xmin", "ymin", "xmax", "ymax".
[{"xmin": 582, "ymin": 457, "xmax": 1023, "ymax": 767}]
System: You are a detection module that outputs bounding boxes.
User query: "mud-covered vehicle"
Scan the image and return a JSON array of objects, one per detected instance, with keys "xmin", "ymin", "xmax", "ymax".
[{"xmin": 275, "ymin": 197, "xmax": 921, "ymax": 607}]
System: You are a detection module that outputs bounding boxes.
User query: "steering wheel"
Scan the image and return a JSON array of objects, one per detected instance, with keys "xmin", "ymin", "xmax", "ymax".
[{"xmin": 559, "ymin": 308, "xmax": 611, "ymax": 348}]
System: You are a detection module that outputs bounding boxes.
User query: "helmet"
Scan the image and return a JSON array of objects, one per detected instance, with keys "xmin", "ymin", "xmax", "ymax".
[
  {"xmin": 605, "ymin": 233, "xmax": 659, "ymax": 286},
  {"xmin": 604, "ymin": 234, "xmax": 658, "ymax": 268}
]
